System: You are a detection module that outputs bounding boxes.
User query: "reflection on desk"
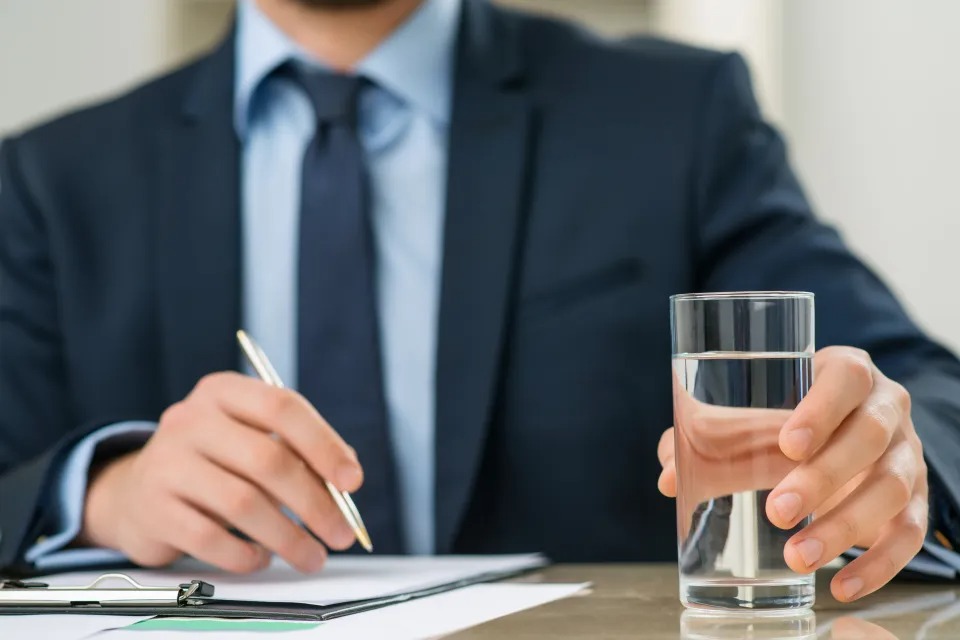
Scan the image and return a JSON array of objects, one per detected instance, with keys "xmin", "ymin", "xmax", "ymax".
[
  {"xmin": 681, "ymin": 610, "xmax": 817, "ymax": 639},
  {"xmin": 450, "ymin": 564, "xmax": 960, "ymax": 639}
]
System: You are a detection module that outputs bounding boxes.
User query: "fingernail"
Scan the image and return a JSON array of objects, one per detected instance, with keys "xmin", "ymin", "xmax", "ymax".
[
  {"xmin": 773, "ymin": 492, "xmax": 803, "ymax": 523},
  {"xmin": 840, "ymin": 576, "xmax": 865, "ymax": 600},
  {"xmin": 783, "ymin": 428, "xmax": 813, "ymax": 457},
  {"xmin": 336, "ymin": 464, "xmax": 363, "ymax": 490},
  {"xmin": 794, "ymin": 538, "xmax": 823, "ymax": 567}
]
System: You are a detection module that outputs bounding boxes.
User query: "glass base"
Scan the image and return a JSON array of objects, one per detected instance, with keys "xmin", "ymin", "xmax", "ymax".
[
  {"xmin": 681, "ymin": 577, "xmax": 815, "ymax": 611},
  {"xmin": 680, "ymin": 608, "xmax": 817, "ymax": 640}
]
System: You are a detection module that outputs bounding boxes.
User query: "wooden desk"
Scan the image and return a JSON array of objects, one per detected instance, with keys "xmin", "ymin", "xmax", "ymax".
[{"xmin": 450, "ymin": 564, "xmax": 960, "ymax": 639}]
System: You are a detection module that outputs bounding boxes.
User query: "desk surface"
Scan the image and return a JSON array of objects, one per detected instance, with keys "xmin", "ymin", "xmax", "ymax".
[{"xmin": 450, "ymin": 564, "xmax": 960, "ymax": 639}]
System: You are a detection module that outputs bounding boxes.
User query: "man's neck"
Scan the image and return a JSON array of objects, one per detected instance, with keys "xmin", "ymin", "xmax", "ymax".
[{"xmin": 254, "ymin": 0, "xmax": 426, "ymax": 71}]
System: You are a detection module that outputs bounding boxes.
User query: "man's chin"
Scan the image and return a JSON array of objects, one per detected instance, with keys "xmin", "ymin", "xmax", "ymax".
[{"xmin": 290, "ymin": 0, "xmax": 391, "ymax": 8}]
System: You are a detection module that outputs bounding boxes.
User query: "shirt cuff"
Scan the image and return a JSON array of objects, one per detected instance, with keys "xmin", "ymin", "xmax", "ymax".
[
  {"xmin": 24, "ymin": 421, "xmax": 157, "ymax": 565},
  {"xmin": 929, "ymin": 462, "xmax": 960, "ymax": 551},
  {"xmin": 32, "ymin": 547, "xmax": 130, "ymax": 573}
]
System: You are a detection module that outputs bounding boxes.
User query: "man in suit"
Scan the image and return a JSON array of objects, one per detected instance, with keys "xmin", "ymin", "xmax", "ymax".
[{"xmin": 1, "ymin": 0, "xmax": 959, "ymax": 604}]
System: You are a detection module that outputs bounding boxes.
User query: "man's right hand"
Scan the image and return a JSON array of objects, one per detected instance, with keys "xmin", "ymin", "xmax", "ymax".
[{"xmin": 79, "ymin": 372, "xmax": 364, "ymax": 573}]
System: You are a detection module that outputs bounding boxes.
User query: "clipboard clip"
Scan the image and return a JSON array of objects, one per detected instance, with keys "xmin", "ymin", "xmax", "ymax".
[{"xmin": 0, "ymin": 573, "xmax": 215, "ymax": 608}]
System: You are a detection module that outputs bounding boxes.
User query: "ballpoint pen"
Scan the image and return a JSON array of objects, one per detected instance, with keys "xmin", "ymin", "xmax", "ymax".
[{"xmin": 236, "ymin": 330, "xmax": 373, "ymax": 553}]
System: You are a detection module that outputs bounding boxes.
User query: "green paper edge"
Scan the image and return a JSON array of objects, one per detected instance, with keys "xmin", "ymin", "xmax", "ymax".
[{"xmin": 129, "ymin": 617, "xmax": 322, "ymax": 632}]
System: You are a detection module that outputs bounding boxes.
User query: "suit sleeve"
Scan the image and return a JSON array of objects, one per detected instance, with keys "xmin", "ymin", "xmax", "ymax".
[
  {"xmin": 691, "ymin": 54, "xmax": 960, "ymax": 543},
  {"xmin": 24, "ymin": 422, "xmax": 155, "ymax": 571},
  {"xmin": 0, "ymin": 136, "xmax": 103, "ymax": 571}
]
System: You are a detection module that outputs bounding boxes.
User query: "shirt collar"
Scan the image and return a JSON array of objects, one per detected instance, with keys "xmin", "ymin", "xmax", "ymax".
[{"xmin": 234, "ymin": 0, "xmax": 460, "ymax": 138}]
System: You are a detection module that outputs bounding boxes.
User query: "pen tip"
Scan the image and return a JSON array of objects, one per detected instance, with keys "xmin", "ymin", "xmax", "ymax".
[{"xmin": 357, "ymin": 530, "xmax": 374, "ymax": 553}]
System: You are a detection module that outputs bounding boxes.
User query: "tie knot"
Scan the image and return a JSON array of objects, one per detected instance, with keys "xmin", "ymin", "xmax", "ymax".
[{"xmin": 283, "ymin": 64, "xmax": 366, "ymax": 125}]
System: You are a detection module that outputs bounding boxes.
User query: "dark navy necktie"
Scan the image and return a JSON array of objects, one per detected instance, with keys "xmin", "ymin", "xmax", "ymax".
[{"xmin": 286, "ymin": 65, "xmax": 403, "ymax": 553}]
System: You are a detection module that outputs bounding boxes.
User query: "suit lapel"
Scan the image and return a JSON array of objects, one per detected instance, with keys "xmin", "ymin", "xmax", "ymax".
[
  {"xmin": 154, "ymin": 33, "xmax": 242, "ymax": 403},
  {"xmin": 434, "ymin": 0, "xmax": 534, "ymax": 552}
]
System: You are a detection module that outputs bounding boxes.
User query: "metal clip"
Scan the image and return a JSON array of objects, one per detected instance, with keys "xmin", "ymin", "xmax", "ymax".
[{"xmin": 0, "ymin": 573, "xmax": 214, "ymax": 608}]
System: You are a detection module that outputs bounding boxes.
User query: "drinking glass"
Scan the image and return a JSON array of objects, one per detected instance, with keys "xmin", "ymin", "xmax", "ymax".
[{"xmin": 671, "ymin": 291, "xmax": 815, "ymax": 610}]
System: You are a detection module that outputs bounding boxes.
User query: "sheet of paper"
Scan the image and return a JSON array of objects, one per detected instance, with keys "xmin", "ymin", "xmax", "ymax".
[
  {"xmin": 0, "ymin": 614, "xmax": 150, "ymax": 640},
  {"xmin": 37, "ymin": 554, "xmax": 547, "ymax": 606},
  {"xmin": 312, "ymin": 582, "xmax": 588, "ymax": 639},
  {"xmin": 100, "ymin": 583, "xmax": 587, "ymax": 640}
]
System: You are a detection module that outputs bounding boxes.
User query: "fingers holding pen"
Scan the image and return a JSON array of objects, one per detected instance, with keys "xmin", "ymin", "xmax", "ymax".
[
  {"xmin": 81, "ymin": 365, "xmax": 369, "ymax": 573},
  {"xmin": 185, "ymin": 405, "xmax": 359, "ymax": 552},
  {"xmin": 169, "ymin": 453, "xmax": 329, "ymax": 573},
  {"xmin": 189, "ymin": 372, "xmax": 364, "ymax": 492}
]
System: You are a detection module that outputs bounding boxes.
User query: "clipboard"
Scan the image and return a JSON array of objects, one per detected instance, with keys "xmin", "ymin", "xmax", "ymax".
[{"xmin": 0, "ymin": 563, "xmax": 541, "ymax": 621}]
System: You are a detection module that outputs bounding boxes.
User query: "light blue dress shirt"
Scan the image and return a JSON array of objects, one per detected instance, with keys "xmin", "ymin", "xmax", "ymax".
[{"xmin": 28, "ymin": 0, "xmax": 458, "ymax": 568}]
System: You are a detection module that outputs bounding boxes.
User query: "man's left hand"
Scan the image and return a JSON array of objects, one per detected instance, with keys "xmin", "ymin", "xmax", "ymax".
[{"xmin": 658, "ymin": 346, "xmax": 929, "ymax": 602}]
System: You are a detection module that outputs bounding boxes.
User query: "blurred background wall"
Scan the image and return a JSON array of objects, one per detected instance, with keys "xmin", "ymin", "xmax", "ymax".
[{"xmin": 0, "ymin": 0, "xmax": 956, "ymax": 351}]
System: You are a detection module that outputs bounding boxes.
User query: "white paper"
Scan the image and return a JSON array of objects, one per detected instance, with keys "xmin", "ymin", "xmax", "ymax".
[
  {"xmin": 99, "ymin": 583, "xmax": 587, "ymax": 640},
  {"xmin": 313, "ymin": 582, "xmax": 588, "ymax": 639},
  {"xmin": 0, "ymin": 614, "xmax": 150, "ymax": 640},
  {"xmin": 37, "ymin": 554, "xmax": 546, "ymax": 606}
]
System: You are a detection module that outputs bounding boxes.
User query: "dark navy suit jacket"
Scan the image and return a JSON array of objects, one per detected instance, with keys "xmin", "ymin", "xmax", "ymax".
[{"xmin": 2, "ymin": 0, "xmax": 960, "ymax": 571}]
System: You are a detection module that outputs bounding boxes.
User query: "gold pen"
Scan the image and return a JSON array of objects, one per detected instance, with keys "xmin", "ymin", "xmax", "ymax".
[{"xmin": 236, "ymin": 330, "xmax": 374, "ymax": 553}]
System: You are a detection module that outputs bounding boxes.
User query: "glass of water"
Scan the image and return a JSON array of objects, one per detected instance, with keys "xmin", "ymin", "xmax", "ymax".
[{"xmin": 670, "ymin": 291, "xmax": 815, "ymax": 611}]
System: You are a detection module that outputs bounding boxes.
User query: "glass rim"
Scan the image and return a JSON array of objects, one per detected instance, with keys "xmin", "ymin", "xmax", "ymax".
[{"xmin": 670, "ymin": 290, "xmax": 814, "ymax": 302}]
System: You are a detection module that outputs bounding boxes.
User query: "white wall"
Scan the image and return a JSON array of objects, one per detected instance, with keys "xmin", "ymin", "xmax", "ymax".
[
  {"xmin": 0, "ymin": 1, "xmax": 163, "ymax": 134},
  {"xmin": 652, "ymin": 0, "xmax": 784, "ymax": 124},
  {"xmin": 0, "ymin": 0, "xmax": 231, "ymax": 136},
  {"xmin": 782, "ymin": 0, "xmax": 960, "ymax": 351}
]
